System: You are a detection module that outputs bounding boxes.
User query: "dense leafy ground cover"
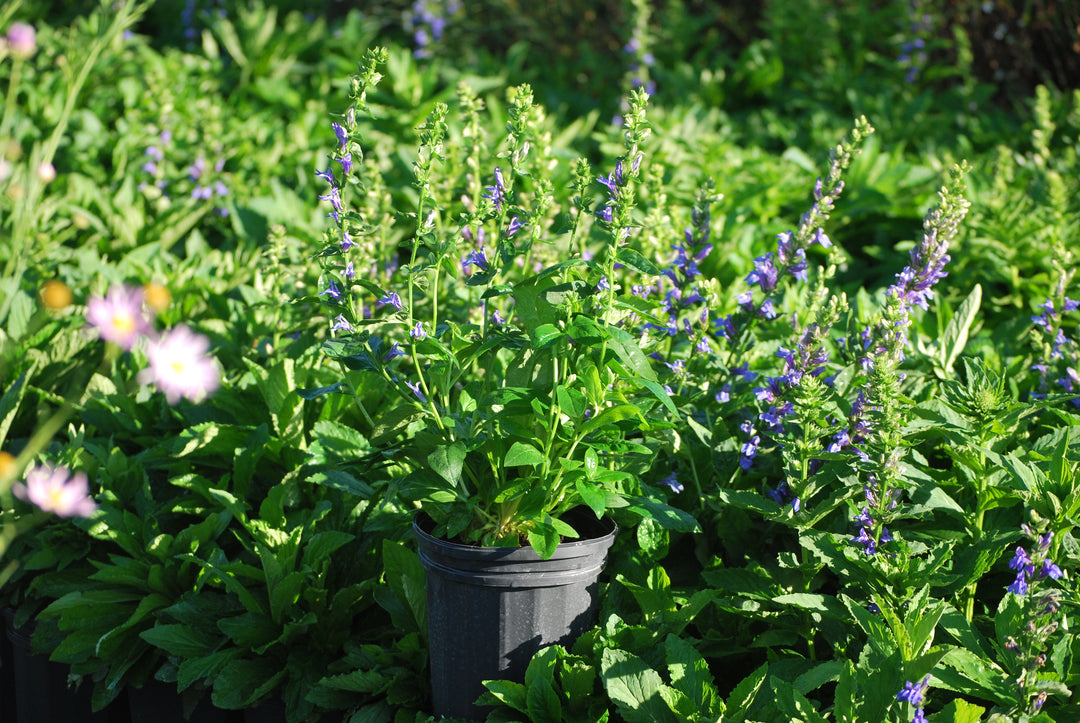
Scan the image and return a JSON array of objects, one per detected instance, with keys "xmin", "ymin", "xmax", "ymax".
[{"xmin": 2, "ymin": 1, "xmax": 1079, "ymax": 722}]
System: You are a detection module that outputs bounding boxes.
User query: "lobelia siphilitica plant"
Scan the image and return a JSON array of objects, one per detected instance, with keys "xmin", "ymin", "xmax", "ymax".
[
  {"xmin": 1001, "ymin": 516, "xmax": 1068, "ymax": 716},
  {"xmin": 311, "ymin": 48, "xmax": 696, "ymax": 558}
]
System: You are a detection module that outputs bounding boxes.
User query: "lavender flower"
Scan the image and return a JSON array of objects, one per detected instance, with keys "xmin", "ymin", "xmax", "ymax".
[
  {"xmin": 463, "ymin": 248, "xmax": 490, "ymax": 272},
  {"xmin": 138, "ymin": 325, "xmax": 221, "ymax": 404},
  {"xmin": 411, "ymin": 322, "xmax": 427, "ymax": 340},
  {"xmin": 6, "ymin": 22, "xmax": 37, "ymax": 59},
  {"xmin": 319, "ymin": 280, "xmax": 342, "ymax": 302},
  {"xmin": 383, "ymin": 342, "xmax": 404, "ymax": 363},
  {"xmin": 483, "ymin": 167, "xmax": 506, "ymax": 212},
  {"xmin": 86, "ymin": 285, "xmax": 153, "ymax": 350},
  {"xmin": 405, "ymin": 379, "xmax": 427, "ymax": 403},
  {"xmin": 739, "ymin": 432, "xmax": 760, "ymax": 470},
  {"xmin": 1007, "ymin": 534, "xmax": 1065, "ymax": 596},
  {"xmin": 379, "ymin": 291, "xmax": 404, "ymax": 311},
  {"xmin": 13, "ymin": 464, "xmax": 96, "ymax": 518},
  {"xmin": 505, "ymin": 216, "xmax": 525, "ymax": 237},
  {"xmin": 331, "ymin": 315, "xmax": 352, "ymax": 332}
]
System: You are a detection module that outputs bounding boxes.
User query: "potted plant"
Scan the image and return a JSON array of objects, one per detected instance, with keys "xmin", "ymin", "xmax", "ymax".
[{"xmin": 310, "ymin": 49, "xmax": 698, "ymax": 718}]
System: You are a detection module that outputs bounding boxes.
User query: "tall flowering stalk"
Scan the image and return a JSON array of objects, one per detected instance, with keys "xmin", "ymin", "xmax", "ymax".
[
  {"xmin": 718, "ymin": 117, "xmax": 874, "ymax": 421},
  {"xmin": 847, "ymin": 164, "xmax": 970, "ymax": 576},
  {"xmin": 594, "ymin": 88, "xmax": 651, "ymax": 326},
  {"xmin": 1001, "ymin": 515, "xmax": 1068, "ymax": 716},
  {"xmin": 615, "ymin": 0, "xmax": 656, "ymax": 124},
  {"xmin": 1029, "ymin": 240, "xmax": 1079, "ymax": 406}
]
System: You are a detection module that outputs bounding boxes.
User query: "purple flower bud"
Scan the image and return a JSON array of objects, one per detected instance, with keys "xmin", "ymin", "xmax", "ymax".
[{"xmin": 332, "ymin": 122, "xmax": 348, "ymax": 151}]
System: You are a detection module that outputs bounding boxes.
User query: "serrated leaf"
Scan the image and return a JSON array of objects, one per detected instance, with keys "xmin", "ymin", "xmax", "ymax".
[
  {"xmin": 526, "ymin": 674, "xmax": 562, "ymax": 723},
  {"xmin": 770, "ymin": 676, "xmax": 829, "ymax": 723},
  {"xmin": 480, "ymin": 680, "xmax": 528, "ymax": 714},
  {"xmin": 665, "ymin": 634, "xmax": 719, "ymax": 714},
  {"xmin": 601, "ymin": 648, "xmax": 679, "ymax": 723},
  {"xmin": 725, "ymin": 662, "xmax": 767, "ymax": 719},
  {"xmin": 0, "ymin": 366, "xmax": 31, "ymax": 447},
  {"xmin": 319, "ymin": 669, "xmax": 391, "ymax": 694},
  {"xmin": 139, "ymin": 623, "xmax": 216, "ymax": 659}
]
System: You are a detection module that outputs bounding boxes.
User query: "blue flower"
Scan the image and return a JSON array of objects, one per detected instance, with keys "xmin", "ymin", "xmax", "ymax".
[
  {"xmin": 1041, "ymin": 559, "xmax": 1064, "ymax": 580},
  {"xmin": 482, "ymin": 167, "xmax": 506, "ymax": 212},
  {"xmin": 383, "ymin": 342, "xmax": 404, "ymax": 363},
  {"xmin": 659, "ymin": 473, "xmax": 683, "ymax": 494},
  {"xmin": 405, "ymin": 379, "xmax": 427, "ymax": 403},
  {"xmin": 463, "ymin": 248, "xmax": 490, "ymax": 271},
  {"xmin": 331, "ymin": 314, "xmax": 352, "ymax": 332},
  {"xmin": 505, "ymin": 216, "xmax": 525, "ymax": 237},
  {"xmin": 896, "ymin": 675, "xmax": 931, "ymax": 708},
  {"xmin": 379, "ymin": 291, "xmax": 404, "ymax": 311},
  {"xmin": 319, "ymin": 281, "xmax": 342, "ymax": 301},
  {"xmin": 332, "ymin": 122, "xmax": 348, "ymax": 151},
  {"xmin": 410, "ymin": 322, "xmax": 427, "ymax": 340}
]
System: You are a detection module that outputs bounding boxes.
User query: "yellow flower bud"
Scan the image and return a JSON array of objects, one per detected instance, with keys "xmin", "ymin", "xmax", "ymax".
[{"xmin": 40, "ymin": 279, "xmax": 72, "ymax": 310}]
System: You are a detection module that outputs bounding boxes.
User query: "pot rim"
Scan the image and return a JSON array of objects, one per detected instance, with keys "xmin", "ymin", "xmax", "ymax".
[{"xmin": 412, "ymin": 507, "xmax": 617, "ymax": 556}]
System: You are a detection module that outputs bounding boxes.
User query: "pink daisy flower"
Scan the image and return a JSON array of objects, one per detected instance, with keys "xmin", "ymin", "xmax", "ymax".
[
  {"xmin": 138, "ymin": 324, "xmax": 221, "ymax": 404},
  {"xmin": 14, "ymin": 464, "xmax": 97, "ymax": 518},
  {"xmin": 86, "ymin": 285, "xmax": 152, "ymax": 350}
]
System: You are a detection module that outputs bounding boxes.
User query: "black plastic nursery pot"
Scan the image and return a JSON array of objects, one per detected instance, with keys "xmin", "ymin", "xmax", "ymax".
[
  {"xmin": 413, "ymin": 507, "xmax": 617, "ymax": 721},
  {"xmin": 2, "ymin": 607, "xmax": 123, "ymax": 723}
]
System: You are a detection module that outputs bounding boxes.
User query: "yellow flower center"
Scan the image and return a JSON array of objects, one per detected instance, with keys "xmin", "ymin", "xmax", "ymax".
[{"xmin": 111, "ymin": 313, "xmax": 136, "ymax": 335}]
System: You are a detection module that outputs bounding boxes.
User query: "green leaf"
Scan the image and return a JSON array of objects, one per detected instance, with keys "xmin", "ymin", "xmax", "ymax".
[
  {"xmin": 382, "ymin": 540, "xmax": 426, "ymax": 634},
  {"xmin": 307, "ymin": 470, "xmax": 374, "ymax": 498},
  {"xmin": 296, "ymin": 382, "xmax": 346, "ymax": 400},
  {"xmin": 935, "ymin": 647, "xmax": 1015, "ymax": 707},
  {"xmin": 773, "ymin": 593, "xmax": 846, "ymax": 620},
  {"xmin": 0, "ymin": 366, "xmax": 32, "ymax": 447},
  {"xmin": 428, "ymin": 442, "xmax": 466, "ymax": 487},
  {"xmin": 480, "ymin": 680, "xmax": 528, "ymax": 714},
  {"xmin": 600, "ymin": 648, "xmax": 679, "ymax": 723},
  {"xmin": 575, "ymin": 479, "xmax": 608, "ymax": 517},
  {"xmin": 615, "ymin": 247, "xmax": 662, "ymax": 276},
  {"xmin": 769, "ymin": 676, "xmax": 829, "ymax": 723},
  {"xmin": 526, "ymin": 520, "xmax": 560, "ymax": 560},
  {"xmin": 318, "ymin": 669, "xmax": 391, "ymax": 694},
  {"xmin": 724, "ymin": 662, "xmax": 767, "ymax": 720},
  {"xmin": 624, "ymin": 498, "xmax": 701, "ymax": 533},
  {"xmin": 665, "ymin": 634, "xmax": 720, "ymax": 714},
  {"xmin": 526, "ymin": 674, "xmax": 562, "ymax": 723},
  {"xmin": 939, "ymin": 283, "xmax": 981, "ymax": 374},
  {"xmin": 580, "ymin": 404, "xmax": 642, "ymax": 437},
  {"xmin": 531, "ymin": 323, "xmax": 562, "ymax": 349},
  {"xmin": 556, "ymin": 384, "xmax": 587, "ymax": 419},
  {"xmin": 604, "ymin": 324, "xmax": 658, "ymax": 382},
  {"xmin": 139, "ymin": 624, "xmax": 216, "ymax": 659},
  {"xmin": 504, "ymin": 441, "xmax": 546, "ymax": 467},
  {"xmin": 177, "ymin": 649, "xmax": 242, "ymax": 692},
  {"xmin": 935, "ymin": 699, "xmax": 987, "ymax": 723}
]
